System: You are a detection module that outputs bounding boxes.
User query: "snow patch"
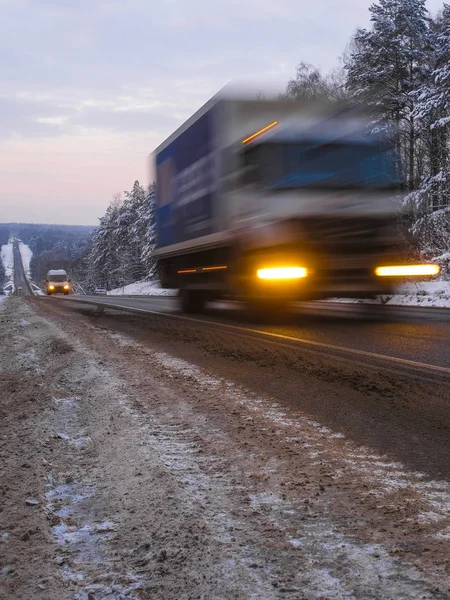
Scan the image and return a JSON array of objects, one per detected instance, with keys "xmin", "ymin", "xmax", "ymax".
[
  {"xmin": 328, "ymin": 281, "xmax": 450, "ymax": 308},
  {"xmin": 18, "ymin": 242, "xmax": 33, "ymax": 278},
  {"xmin": 45, "ymin": 394, "xmax": 142, "ymax": 598},
  {"xmin": 107, "ymin": 280, "xmax": 178, "ymax": 296}
]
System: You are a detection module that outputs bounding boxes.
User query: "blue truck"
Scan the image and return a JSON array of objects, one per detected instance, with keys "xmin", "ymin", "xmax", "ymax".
[{"xmin": 151, "ymin": 91, "xmax": 439, "ymax": 314}]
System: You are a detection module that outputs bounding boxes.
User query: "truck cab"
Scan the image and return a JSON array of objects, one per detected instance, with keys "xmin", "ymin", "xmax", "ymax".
[{"xmin": 45, "ymin": 269, "xmax": 71, "ymax": 295}]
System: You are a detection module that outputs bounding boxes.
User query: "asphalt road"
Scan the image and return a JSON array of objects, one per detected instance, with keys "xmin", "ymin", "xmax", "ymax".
[
  {"xmin": 12, "ymin": 242, "xmax": 33, "ymax": 297},
  {"xmin": 51, "ymin": 293, "xmax": 450, "ymax": 376}
]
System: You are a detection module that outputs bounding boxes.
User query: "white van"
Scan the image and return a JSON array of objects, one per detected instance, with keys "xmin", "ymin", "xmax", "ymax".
[{"xmin": 45, "ymin": 269, "xmax": 71, "ymax": 295}]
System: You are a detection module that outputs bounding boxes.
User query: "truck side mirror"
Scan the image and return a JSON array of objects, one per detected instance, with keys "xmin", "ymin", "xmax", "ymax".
[{"xmin": 68, "ymin": 278, "xmax": 72, "ymax": 282}]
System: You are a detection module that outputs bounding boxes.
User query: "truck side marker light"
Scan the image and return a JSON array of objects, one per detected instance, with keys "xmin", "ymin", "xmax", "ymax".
[
  {"xmin": 375, "ymin": 264, "xmax": 440, "ymax": 277},
  {"xmin": 202, "ymin": 265, "xmax": 228, "ymax": 271},
  {"xmin": 257, "ymin": 267, "xmax": 308, "ymax": 280},
  {"xmin": 242, "ymin": 121, "xmax": 278, "ymax": 144},
  {"xmin": 177, "ymin": 269, "xmax": 197, "ymax": 274}
]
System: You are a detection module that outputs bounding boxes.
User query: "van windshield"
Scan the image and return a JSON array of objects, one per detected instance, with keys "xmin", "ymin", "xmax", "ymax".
[
  {"xmin": 244, "ymin": 140, "xmax": 402, "ymax": 191},
  {"xmin": 49, "ymin": 274, "xmax": 67, "ymax": 282}
]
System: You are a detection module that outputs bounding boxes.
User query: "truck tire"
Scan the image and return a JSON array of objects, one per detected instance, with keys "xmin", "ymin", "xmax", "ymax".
[{"xmin": 180, "ymin": 289, "xmax": 206, "ymax": 314}]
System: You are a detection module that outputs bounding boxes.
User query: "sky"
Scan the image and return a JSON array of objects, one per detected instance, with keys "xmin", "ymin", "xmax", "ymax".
[{"xmin": 0, "ymin": 0, "xmax": 445, "ymax": 226}]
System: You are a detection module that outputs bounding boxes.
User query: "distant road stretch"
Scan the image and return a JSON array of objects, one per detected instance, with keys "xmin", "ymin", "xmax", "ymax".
[{"xmin": 12, "ymin": 242, "xmax": 34, "ymax": 297}]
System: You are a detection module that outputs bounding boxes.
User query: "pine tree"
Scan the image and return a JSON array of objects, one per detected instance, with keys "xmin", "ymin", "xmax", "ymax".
[
  {"xmin": 346, "ymin": 0, "xmax": 430, "ymax": 189},
  {"xmin": 403, "ymin": 4, "xmax": 450, "ymax": 270},
  {"xmin": 86, "ymin": 180, "xmax": 158, "ymax": 291},
  {"xmin": 0, "ymin": 248, "xmax": 6, "ymax": 290}
]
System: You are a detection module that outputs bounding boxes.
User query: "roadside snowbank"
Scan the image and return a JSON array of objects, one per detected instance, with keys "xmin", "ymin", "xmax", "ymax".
[
  {"xmin": 329, "ymin": 281, "xmax": 450, "ymax": 308},
  {"xmin": 387, "ymin": 281, "xmax": 450, "ymax": 307},
  {"xmin": 18, "ymin": 242, "xmax": 33, "ymax": 277},
  {"xmin": 108, "ymin": 280, "xmax": 177, "ymax": 296},
  {"xmin": 108, "ymin": 278, "xmax": 450, "ymax": 308}
]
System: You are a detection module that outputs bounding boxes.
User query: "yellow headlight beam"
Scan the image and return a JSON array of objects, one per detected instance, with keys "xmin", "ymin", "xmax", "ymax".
[
  {"xmin": 257, "ymin": 267, "xmax": 308, "ymax": 280},
  {"xmin": 375, "ymin": 264, "xmax": 440, "ymax": 277},
  {"xmin": 242, "ymin": 121, "xmax": 278, "ymax": 144}
]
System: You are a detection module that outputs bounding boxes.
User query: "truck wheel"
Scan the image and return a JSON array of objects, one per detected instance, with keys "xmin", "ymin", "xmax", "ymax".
[{"xmin": 180, "ymin": 289, "xmax": 206, "ymax": 314}]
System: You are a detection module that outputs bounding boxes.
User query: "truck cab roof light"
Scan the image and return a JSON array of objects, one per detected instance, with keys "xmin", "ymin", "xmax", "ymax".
[
  {"xmin": 242, "ymin": 121, "xmax": 278, "ymax": 144},
  {"xmin": 202, "ymin": 265, "xmax": 228, "ymax": 271}
]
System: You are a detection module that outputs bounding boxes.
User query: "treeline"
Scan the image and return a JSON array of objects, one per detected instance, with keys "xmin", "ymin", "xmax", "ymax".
[
  {"xmin": 26, "ymin": 226, "xmax": 94, "ymax": 287},
  {"xmin": 0, "ymin": 222, "xmax": 94, "ymax": 287},
  {"xmin": 0, "ymin": 227, "xmax": 9, "ymax": 247},
  {"xmin": 74, "ymin": 181, "xmax": 157, "ymax": 292}
]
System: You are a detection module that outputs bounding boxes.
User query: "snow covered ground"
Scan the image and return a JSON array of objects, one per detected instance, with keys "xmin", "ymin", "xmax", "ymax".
[
  {"xmin": 108, "ymin": 280, "xmax": 178, "ymax": 296},
  {"xmin": 18, "ymin": 242, "xmax": 33, "ymax": 278},
  {"xmin": 329, "ymin": 281, "xmax": 450, "ymax": 308},
  {"xmin": 386, "ymin": 281, "xmax": 450, "ymax": 307}
]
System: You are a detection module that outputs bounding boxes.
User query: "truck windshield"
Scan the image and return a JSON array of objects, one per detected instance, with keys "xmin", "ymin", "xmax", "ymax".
[
  {"xmin": 244, "ymin": 141, "xmax": 402, "ymax": 191},
  {"xmin": 49, "ymin": 275, "xmax": 67, "ymax": 282}
]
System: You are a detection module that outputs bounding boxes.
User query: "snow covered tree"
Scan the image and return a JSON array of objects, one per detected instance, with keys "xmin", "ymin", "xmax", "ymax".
[
  {"xmin": 86, "ymin": 180, "xmax": 157, "ymax": 291},
  {"xmin": 346, "ymin": 0, "xmax": 430, "ymax": 190},
  {"xmin": 284, "ymin": 62, "xmax": 348, "ymax": 101},
  {"xmin": 0, "ymin": 250, "xmax": 6, "ymax": 290},
  {"xmin": 138, "ymin": 183, "xmax": 157, "ymax": 279},
  {"xmin": 403, "ymin": 4, "xmax": 450, "ymax": 269}
]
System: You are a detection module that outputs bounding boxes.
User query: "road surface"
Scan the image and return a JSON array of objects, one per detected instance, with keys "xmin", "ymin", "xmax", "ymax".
[
  {"xmin": 50, "ymin": 293, "xmax": 450, "ymax": 375},
  {"xmin": 12, "ymin": 241, "xmax": 33, "ymax": 296}
]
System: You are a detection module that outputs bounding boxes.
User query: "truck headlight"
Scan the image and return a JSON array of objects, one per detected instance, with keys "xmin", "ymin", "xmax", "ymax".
[
  {"xmin": 375, "ymin": 264, "xmax": 440, "ymax": 277},
  {"xmin": 49, "ymin": 285, "xmax": 55, "ymax": 290},
  {"xmin": 64, "ymin": 285, "xmax": 70, "ymax": 289},
  {"xmin": 257, "ymin": 267, "xmax": 308, "ymax": 280}
]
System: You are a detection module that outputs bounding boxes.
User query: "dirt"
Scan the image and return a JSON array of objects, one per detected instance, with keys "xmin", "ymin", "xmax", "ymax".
[{"xmin": 1, "ymin": 297, "xmax": 449, "ymax": 600}]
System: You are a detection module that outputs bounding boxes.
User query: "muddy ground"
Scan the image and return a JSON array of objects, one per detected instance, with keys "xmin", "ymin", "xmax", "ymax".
[{"xmin": 0, "ymin": 297, "xmax": 449, "ymax": 600}]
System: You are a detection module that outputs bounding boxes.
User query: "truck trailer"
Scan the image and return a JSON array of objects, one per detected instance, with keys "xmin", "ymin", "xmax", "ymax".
[{"xmin": 151, "ymin": 92, "xmax": 439, "ymax": 314}]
